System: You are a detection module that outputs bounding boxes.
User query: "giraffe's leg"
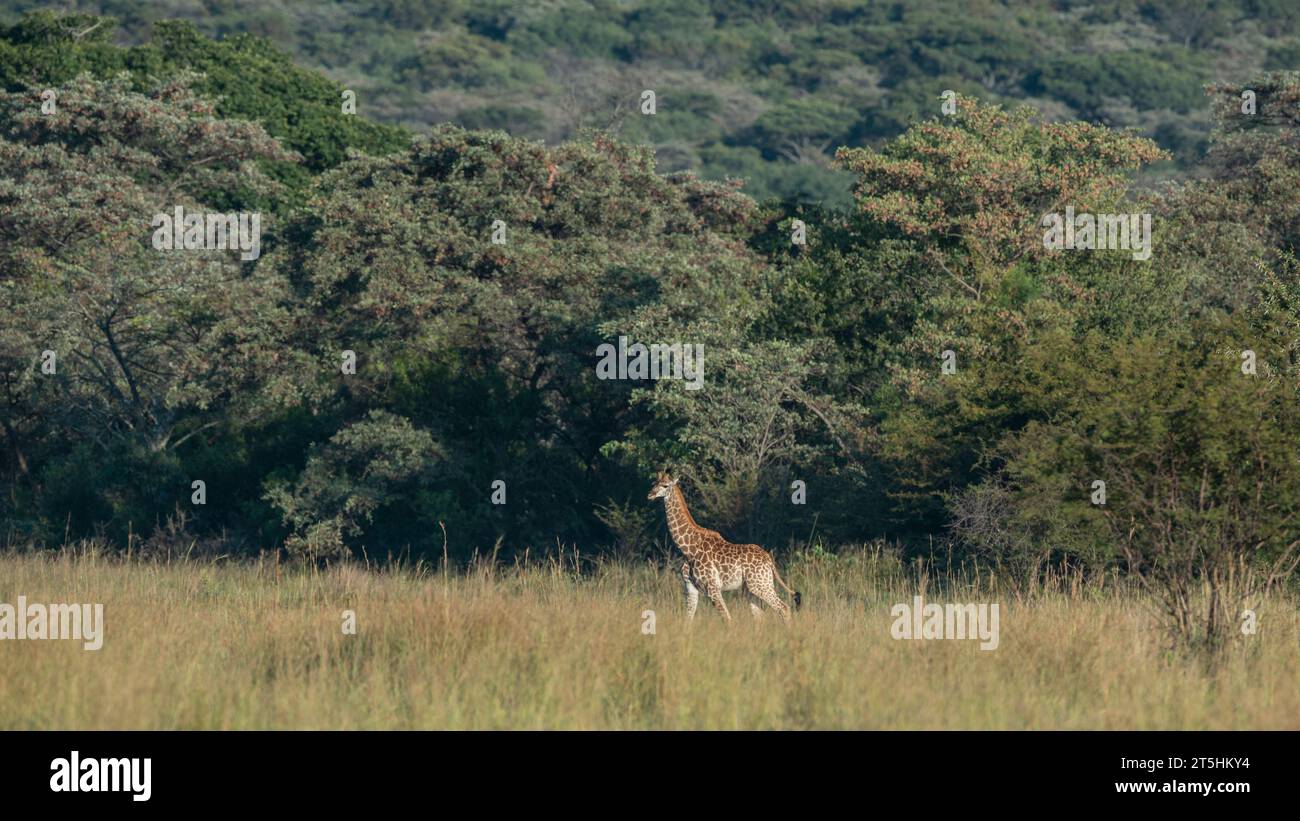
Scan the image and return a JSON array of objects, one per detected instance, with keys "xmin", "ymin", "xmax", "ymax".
[
  {"xmin": 705, "ymin": 582, "xmax": 732, "ymax": 622},
  {"xmin": 681, "ymin": 562, "xmax": 699, "ymax": 621},
  {"xmin": 753, "ymin": 568, "xmax": 791, "ymax": 623},
  {"xmin": 760, "ymin": 588, "xmax": 791, "ymax": 623},
  {"xmin": 747, "ymin": 590, "xmax": 764, "ymax": 621}
]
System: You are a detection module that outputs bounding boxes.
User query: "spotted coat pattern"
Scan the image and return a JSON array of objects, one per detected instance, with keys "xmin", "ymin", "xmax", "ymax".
[{"xmin": 647, "ymin": 472, "xmax": 800, "ymax": 623}]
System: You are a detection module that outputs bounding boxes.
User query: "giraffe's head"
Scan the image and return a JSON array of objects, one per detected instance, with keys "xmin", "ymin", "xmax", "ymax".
[{"xmin": 646, "ymin": 470, "xmax": 678, "ymax": 500}]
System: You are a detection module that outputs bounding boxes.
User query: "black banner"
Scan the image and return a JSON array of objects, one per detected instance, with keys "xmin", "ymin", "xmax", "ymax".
[{"xmin": 3, "ymin": 730, "xmax": 1288, "ymax": 809}]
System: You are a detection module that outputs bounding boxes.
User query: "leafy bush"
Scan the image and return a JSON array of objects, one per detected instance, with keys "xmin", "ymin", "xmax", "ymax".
[{"xmin": 266, "ymin": 411, "xmax": 445, "ymax": 561}]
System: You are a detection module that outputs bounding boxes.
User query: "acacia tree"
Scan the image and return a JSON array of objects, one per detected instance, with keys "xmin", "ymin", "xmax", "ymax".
[
  {"xmin": 832, "ymin": 96, "xmax": 1166, "ymax": 529},
  {"xmin": 908, "ymin": 94, "xmax": 1300, "ymax": 628},
  {"xmin": 984, "ymin": 314, "xmax": 1300, "ymax": 646},
  {"xmin": 1152, "ymin": 72, "xmax": 1300, "ymax": 314},
  {"xmin": 0, "ymin": 75, "xmax": 298, "ymax": 536},
  {"xmin": 266, "ymin": 127, "xmax": 774, "ymax": 556}
]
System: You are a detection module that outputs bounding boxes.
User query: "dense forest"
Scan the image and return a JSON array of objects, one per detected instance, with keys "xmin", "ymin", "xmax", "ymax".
[{"xmin": 2, "ymin": 5, "xmax": 1299, "ymax": 646}]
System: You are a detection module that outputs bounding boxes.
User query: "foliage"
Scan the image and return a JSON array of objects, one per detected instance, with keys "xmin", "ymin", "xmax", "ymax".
[
  {"xmin": 0, "ymin": 74, "xmax": 298, "ymax": 540},
  {"xmin": 2, "ymin": 1, "xmax": 1286, "ymax": 203},
  {"xmin": 0, "ymin": 12, "xmax": 409, "ymax": 208},
  {"xmin": 266, "ymin": 410, "xmax": 445, "ymax": 560}
]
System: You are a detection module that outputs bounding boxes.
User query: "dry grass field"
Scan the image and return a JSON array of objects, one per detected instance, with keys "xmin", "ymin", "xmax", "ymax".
[{"xmin": 0, "ymin": 546, "xmax": 1297, "ymax": 730}]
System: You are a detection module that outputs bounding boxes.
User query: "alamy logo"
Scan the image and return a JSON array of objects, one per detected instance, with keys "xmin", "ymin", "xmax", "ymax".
[
  {"xmin": 50, "ymin": 751, "xmax": 151, "ymax": 802},
  {"xmin": 1042, "ymin": 206, "xmax": 1151, "ymax": 261},
  {"xmin": 152, "ymin": 206, "xmax": 262, "ymax": 261},
  {"xmin": 890, "ymin": 596, "xmax": 1000, "ymax": 650},
  {"xmin": 595, "ymin": 335, "xmax": 703, "ymax": 390},
  {"xmin": 0, "ymin": 597, "xmax": 103, "ymax": 650}
]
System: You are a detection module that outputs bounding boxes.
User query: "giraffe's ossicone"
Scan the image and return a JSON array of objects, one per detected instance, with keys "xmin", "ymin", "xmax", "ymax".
[{"xmin": 647, "ymin": 471, "xmax": 802, "ymax": 623}]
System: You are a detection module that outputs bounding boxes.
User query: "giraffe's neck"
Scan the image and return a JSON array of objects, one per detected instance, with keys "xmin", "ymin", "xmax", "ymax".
[{"xmin": 662, "ymin": 485, "xmax": 702, "ymax": 557}]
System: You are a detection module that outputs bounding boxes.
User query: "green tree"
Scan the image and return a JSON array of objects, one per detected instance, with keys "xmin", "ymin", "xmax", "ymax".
[
  {"xmin": 266, "ymin": 127, "xmax": 769, "ymax": 555},
  {"xmin": 0, "ymin": 74, "xmax": 298, "ymax": 538},
  {"xmin": 266, "ymin": 410, "xmax": 445, "ymax": 560},
  {"xmin": 832, "ymin": 96, "xmax": 1165, "ymax": 529}
]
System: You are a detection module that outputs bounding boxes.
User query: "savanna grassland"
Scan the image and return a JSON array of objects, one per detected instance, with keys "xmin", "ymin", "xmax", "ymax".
[
  {"xmin": 2, "ymin": 548, "xmax": 1296, "ymax": 730},
  {"xmin": 5, "ymin": 9, "xmax": 1300, "ymax": 733}
]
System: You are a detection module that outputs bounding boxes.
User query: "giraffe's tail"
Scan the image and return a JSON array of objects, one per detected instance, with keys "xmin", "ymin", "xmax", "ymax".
[{"xmin": 773, "ymin": 564, "xmax": 802, "ymax": 610}]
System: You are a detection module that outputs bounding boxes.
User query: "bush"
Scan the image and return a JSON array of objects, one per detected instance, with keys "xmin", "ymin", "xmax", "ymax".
[{"xmin": 266, "ymin": 411, "xmax": 445, "ymax": 561}]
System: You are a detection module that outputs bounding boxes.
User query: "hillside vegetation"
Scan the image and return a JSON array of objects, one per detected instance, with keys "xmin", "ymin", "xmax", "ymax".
[{"xmin": 4, "ymin": 1, "xmax": 1300, "ymax": 202}]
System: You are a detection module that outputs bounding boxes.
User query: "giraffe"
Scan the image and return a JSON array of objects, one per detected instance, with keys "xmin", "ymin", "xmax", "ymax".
[{"xmin": 647, "ymin": 471, "xmax": 801, "ymax": 623}]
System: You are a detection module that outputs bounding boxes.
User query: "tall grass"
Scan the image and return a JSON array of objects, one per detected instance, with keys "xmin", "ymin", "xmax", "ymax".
[{"xmin": 0, "ymin": 544, "xmax": 1296, "ymax": 729}]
